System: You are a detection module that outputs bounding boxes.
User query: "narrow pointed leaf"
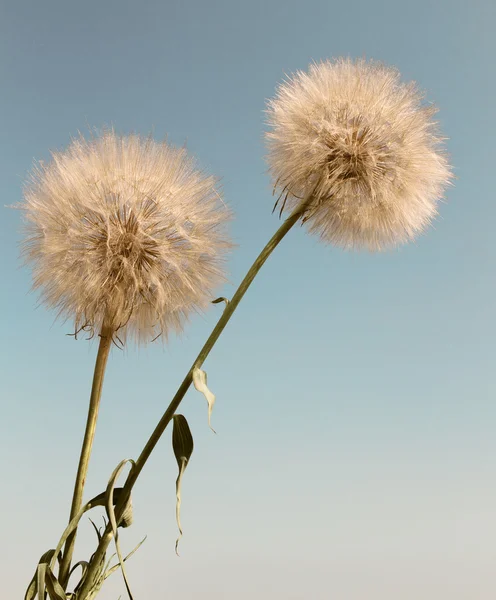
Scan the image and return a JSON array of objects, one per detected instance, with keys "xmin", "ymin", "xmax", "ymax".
[
  {"xmin": 104, "ymin": 536, "xmax": 147, "ymax": 579},
  {"xmin": 105, "ymin": 459, "xmax": 135, "ymax": 600},
  {"xmin": 68, "ymin": 560, "xmax": 89, "ymax": 584},
  {"xmin": 24, "ymin": 576, "xmax": 36, "ymax": 600},
  {"xmin": 25, "ymin": 549, "xmax": 56, "ymax": 600},
  {"xmin": 45, "ymin": 567, "xmax": 66, "ymax": 600},
  {"xmin": 88, "ymin": 517, "xmax": 103, "ymax": 542},
  {"xmin": 172, "ymin": 414, "xmax": 194, "ymax": 554},
  {"xmin": 192, "ymin": 367, "xmax": 216, "ymax": 432},
  {"xmin": 36, "ymin": 562, "xmax": 47, "ymax": 600},
  {"xmin": 72, "ymin": 550, "xmax": 106, "ymax": 599},
  {"xmin": 48, "ymin": 489, "xmax": 123, "ymax": 574}
]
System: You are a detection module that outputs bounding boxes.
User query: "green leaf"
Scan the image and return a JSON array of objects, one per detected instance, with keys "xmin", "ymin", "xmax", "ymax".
[
  {"xmin": 105, "ymin": 459, "xmax": 136, "ymax": 600},
  {"xmin": 24, "ymin": 575, "xmax": 36, "ymax": 600},
  {"xmin": 211, "ymin": 297, "xmax": 229, "ymax": 306},
  {"xmin": 36, "ymin": 562, "xmax": 47, "ymax": 600},
  {"xmin": 48, "ymin": 488, "xmax": 124, "ymax": 575},
  {"xmin": 45, "ymin": 567, "xmax": 66, "ymax": 600},
  {"xmin": 71, "ymin": 549, "xmax": 106, "ymax": 599},
  {"xmin": 25, "ymin": 549, "xmax": 56, "ymax": 600},
  {"xmin": 68, "ymin": 560, "xmax": 89, "ymax": 585},
  {"xmin": 172, "ymin": 414, "xmax": 194, "ymax": 555},
  {"xmin": 88, "ymin": 517, "xmax": 103, "ymax": 542},
  {"xmin": 192, "ymin": 366, "xmax": 216, "ymax": 433},
  {"xmin": 25, "ymin": 489, "xmax": 128, "ymax": 599},
  {"xmin": 104, "ymin": 536, "xmax": 147, "ymax": 580},
  {"xmin": 87, "ymin": 487, "xmax": 125, "ymax": 510}
]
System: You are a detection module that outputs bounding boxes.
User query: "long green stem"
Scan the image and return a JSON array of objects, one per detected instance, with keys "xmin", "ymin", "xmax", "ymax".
[
  {"xmin": 76, "ymin": 198, "xmax": 312, "ymax": 599},
  {"xmin": 59, "ymin": 325, "xmax": 113, "ymax": 589}
]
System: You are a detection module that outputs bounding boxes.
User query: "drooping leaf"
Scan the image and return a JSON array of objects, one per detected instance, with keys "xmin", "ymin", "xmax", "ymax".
[
  {"xmin": 192, "ymin": 367, "xmax": 216, "ymax": 433},
  {"xmin": 36, "ymin": 562, "xmax": 47, "ymax": 600},
  {"xmin": 24, "ymin": 549, "xmax": 56, "ymax": 600},
  {"xmin": 105, "ymin": 459, "xmax": 136, "ymax": 600},
  {"xmin": 211, "ymin": 297, "xmax": 229, "ymax": 307},
  {"xmin": 67, "ymin": 560, "xmax": 89, "ymax": 587},
  {"xmin": 87, "ymin": 487, "xmax": 125, "ymax": 510},
  {"xmin": 48, "ymin": 488, "xmax": 124, "ymax": 576},
  {"xmin": 24, "ymin": 573, "xmax": 36, "ymax": 600},
  {"xmin": 172, "ymin": 414, "xmax": 194, "ymax": 554},
  {"xmin": 45, "ymin": 567, "xmax": 66, "ymax": 600}
]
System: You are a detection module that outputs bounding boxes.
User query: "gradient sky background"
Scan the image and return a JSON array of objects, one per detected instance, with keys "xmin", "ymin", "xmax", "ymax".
[{"xmin": 1, "ymin": 1, "xmax": 495, "ymax": 598}]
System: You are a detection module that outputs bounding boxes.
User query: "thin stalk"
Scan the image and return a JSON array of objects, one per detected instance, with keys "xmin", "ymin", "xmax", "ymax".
[
  {"xmin": 76, "ymin": 196, "xmax": 313, "ymax": 599},
  {"xmin": 59, "ymin": 325, "xmax": 113, "ymax": 589}
]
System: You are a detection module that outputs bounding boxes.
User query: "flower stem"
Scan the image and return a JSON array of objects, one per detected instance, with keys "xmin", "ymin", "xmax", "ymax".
[
  {"xmin": 58, "ymin": 325, "xmax": 113, "ymax": 589},
  {"xmin": 76, "ymin": 197, "xmax": 312, "ymax": 599}
]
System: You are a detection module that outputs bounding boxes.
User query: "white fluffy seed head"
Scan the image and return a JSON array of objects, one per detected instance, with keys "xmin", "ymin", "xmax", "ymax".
[
  {"xmin": 266, "ymin": 58, "xmax": 453, "ymax": 250},
  {"xmin": 22, "ymin": 130, "xmax": 232, "ymax": 344}
]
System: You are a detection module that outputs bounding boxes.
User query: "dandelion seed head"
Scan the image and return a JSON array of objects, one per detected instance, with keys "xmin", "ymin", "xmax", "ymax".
[
  {"xmin": 266, "ymin": 58, "xmax": 453, "ymax": 250},
  {"xmin": 22, "ymin": 130, "xmax": 232, "ymax": 343}
]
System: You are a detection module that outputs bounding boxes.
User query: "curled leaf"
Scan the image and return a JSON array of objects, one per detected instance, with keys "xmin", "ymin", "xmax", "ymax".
[
  {"xmin": 119, "ymin": 499, "xmax": 134, "ymax": 528},
  {"xmin": 68, "ymin": 560, "xmax": 89, "ymax": 586},
  {"xmin": 172, "ymin": 414, "xmax": 194, "ymax": 555},
  {"xmin": 48, "ymin": 488, "xmax": 125, "ymax": 577},
  {"xmin": 25, "ymin": 553, "xmax": 66, "ymax": 600},
  {"xmin": 192, "ymin": 366, "xmax": 216, "ymax": 433},
  {"xmin": 211, "ymin": 297, "xmax": 229, "ymax": 307}
]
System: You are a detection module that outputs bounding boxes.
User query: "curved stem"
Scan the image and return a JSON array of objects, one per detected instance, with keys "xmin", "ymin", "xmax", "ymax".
[
  {"xmin": 76, "ymin": 197, "xmax": 313, "ymax": 599},
  {"xmin": 59, "ymin": 325, "xmax": 113, "ymax": 589}
]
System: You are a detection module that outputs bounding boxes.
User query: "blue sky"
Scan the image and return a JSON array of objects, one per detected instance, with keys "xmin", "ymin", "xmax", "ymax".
[{"xmin": 1, "ymin": 0, "xmax": 495, "ymax": 598}]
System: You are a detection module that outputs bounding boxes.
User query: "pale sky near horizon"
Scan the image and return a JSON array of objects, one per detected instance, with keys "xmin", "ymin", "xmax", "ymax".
[{"xmin": 1, "ymin": 1, "xmax": 495, "ymax": 599}]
